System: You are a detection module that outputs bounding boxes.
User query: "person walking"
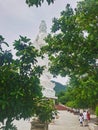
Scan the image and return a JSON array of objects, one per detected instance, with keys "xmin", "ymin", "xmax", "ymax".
[
  {"xmin": 83, "ymin": 110, "xmax": 88, "ymax": 126},
  {"xmin": 79, "ymin": 113, "xmax": 83, "ymax": 126},
  {"xmin": 87, "ymin": 111, "xmax": 90, "ymax": 121}
]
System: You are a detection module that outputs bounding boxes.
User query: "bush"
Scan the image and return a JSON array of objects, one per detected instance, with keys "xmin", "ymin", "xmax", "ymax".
[
  {"xmin": 95, "ymin": 106, "xmax": 98, "ymax": 117},
  {"xmin": 35, "ymin": 98, "xmax": 56, "ymax": 123}
]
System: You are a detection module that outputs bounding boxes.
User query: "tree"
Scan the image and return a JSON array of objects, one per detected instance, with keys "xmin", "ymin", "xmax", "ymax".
[
  {"xmin": 35, "ymin": 98, "xmax": 56, "ymax": 123},
  {"xmin": 57, "ymin": 91, "xmax": 67, "ymax": 104},
  {"xmin": 26, "ymin": 0, "xmax": 55, "ymax": 7},
  {"xmin": 41, "ymin": 1, "xmax": 98, "ymax": 109},
  {"xmin": 0, "ymin": 0, "xmax": 61, "ymax": 128},
  {"xmin": 0, "ymin": 36, "xmax": 44, "ymax": 129},
  {"xmin": 42, "ymin": 4, "xmax": 84, "ymax": 77},
  {"xmin": 42, "ymin": 2, "xmax": 98, "ymax": 77},
  {"xmin": 58, "ymin": 74, "xmax": 98, "ymax": 109}
]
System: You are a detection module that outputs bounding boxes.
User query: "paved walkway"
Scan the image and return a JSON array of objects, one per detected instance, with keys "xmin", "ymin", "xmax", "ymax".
[
  {"xmin": 13, "ymin": 110, "xmax": 90, "ymax": 130},
  {"xmin": 49, "ymin": 110, "xmax": 89, "ymax": 130}
]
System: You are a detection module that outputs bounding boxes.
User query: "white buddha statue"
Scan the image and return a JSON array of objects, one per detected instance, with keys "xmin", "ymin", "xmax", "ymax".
[{"xmin": 33, "ymin": 20, "xmax": 57, "ymax": 99}]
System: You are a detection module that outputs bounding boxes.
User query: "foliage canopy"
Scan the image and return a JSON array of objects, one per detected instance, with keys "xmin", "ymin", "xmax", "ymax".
[
  {"xmin": 0, "ymin": 36, "xmax": 44, "ymax": 129},
  {"xmin": 26, "ymin": 0, "xmax": 54, "ymax": 7},
  {"xmin": 42, "ymin": 0, "xmax": 98, "ymax": 109}
]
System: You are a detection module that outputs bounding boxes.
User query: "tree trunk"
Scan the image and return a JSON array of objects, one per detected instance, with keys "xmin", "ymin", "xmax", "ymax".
[
  {"xmin": 44, "ymin": 122, "xmax": 48, "ymax": 130},
  {"xmin": 4, "ymin": 118, "xmax": 14, "ymax": 130}
]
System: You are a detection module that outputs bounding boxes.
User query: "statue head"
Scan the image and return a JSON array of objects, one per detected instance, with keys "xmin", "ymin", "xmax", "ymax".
[{"xmin": 39, "ymin": 20, "xmax": 47, "ymax": 33}]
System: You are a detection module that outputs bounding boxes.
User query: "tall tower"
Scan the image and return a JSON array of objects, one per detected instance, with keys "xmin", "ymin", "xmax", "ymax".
[{"xmin": 34, "ymin": 20, "xmax": 57, "ymax": 99}]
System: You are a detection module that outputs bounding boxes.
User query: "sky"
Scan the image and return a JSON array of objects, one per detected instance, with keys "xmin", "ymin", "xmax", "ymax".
[
  {"xmin": 0, "ymin": 0, "xmax": 81, "ymax": 43},
  {"xmin": 0, "ymin": 0, "xmax": 81, "ymax": 84}
]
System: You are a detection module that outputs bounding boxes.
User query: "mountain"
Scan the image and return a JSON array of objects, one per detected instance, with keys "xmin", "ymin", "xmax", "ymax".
[{"xmin": 51, "ymin": 80, "xmax": 66, "ymax": 95}]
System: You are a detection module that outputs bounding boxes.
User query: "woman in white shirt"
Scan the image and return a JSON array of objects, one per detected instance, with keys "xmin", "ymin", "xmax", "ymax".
[{"xmin": 83, "ymin": 110, "xmax": 88, "ymax": 126}]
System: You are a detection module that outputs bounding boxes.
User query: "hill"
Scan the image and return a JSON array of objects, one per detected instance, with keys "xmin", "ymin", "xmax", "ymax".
[{"xmin": 51, "ymin": 80, "xmax": 66, "ymax": 95}]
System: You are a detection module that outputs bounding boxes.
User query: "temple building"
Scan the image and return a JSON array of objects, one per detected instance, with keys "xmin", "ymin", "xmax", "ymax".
[{"xmin": 33, "ymin": 20, "xmax": 57, "ymax": 99}]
